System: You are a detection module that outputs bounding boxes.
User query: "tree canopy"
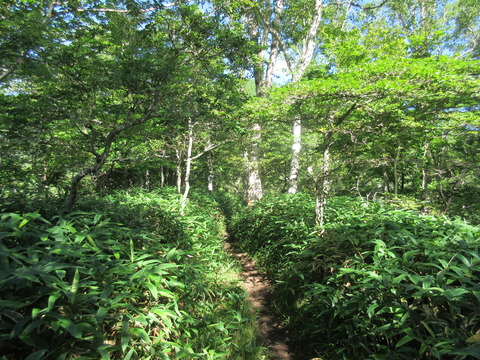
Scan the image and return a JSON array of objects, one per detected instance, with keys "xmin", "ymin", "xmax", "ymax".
[{"xmin": 1, "ymin": 0, "xmax": 479, "ymax": 217}]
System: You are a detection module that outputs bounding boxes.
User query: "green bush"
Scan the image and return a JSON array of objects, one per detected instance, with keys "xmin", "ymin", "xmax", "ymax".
[
  {"xmin": 0, "ymin": 188, "xmax": 262, "ymax": 360},
  {"xmin": 231, "ymin": 195, "xmax": 480, "ymax": 359}
]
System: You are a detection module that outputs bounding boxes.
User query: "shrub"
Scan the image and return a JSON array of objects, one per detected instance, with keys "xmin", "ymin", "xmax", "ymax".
[
  {"xmin": 0, "ymin": 188, "xmax": 262, "ymax": 360},
  {"xmin": 231, "ymin": 195, "xmax": 480, "ymax": 359}
]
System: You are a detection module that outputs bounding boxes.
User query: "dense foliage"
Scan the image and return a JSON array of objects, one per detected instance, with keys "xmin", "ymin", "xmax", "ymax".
[
  {"xmin": 0, "ymin": 188, "xmax": 262, "ymax": 359},
  {"xmin": 231, "ymin": 194, "xmax": 480, "ymax": 359},
  {"xmin": 1, "ymin": 0, "xmax": 479, "ymax": 359}
]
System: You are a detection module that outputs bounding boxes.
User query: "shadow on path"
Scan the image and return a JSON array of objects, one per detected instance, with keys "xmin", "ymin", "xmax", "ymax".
[{"xmin": 225, "ymin": 240, "xmax": 313, "ymax": 360}]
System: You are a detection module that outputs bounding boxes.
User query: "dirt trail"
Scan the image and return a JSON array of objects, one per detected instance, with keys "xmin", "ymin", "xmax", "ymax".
[{"xmin": 225, "ymin": 241, "xmax": 302, "ymax": 360}]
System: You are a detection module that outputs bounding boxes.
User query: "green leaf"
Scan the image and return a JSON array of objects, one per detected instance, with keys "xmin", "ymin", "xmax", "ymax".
[
  {"xmin": 130, "ymin": 327, "xmax": 151, "ymax": 343},
  {"xmin": 158, "ymin": 289, "xmax": 176, "ymax": 299},
  {"xmin": 144, "ymin": 282, "xmax": 158, "ymax": 300},
  {"xmin": 443, "ymin": 288, "xmax": 469, "ymax": 300},
  {"xmin": 58, "ymin": 318, "xmax": 82, "ymax": 339},
  {"xmin": 70, "ymin": 268, "xmax": 80, "ymax": 305},
  {"xmin": 0, "ymin": 300, "xmax": 27, "ymax": 309},
  {"xmin": 123, "ymin": 348, "xmax": 135, "ymax": 360},
  {"xmin": 466, "ymin": 334, "xmax": 480, "ymax": 343},
  {"xmin": 396, "ymin": 335, "xmax": 415, "ymax": 348},
  {"xmin": 96, "ymin": 307, "xmax": 109, "ymax": 323},
  {"xmin": 25, "ymin": 350, "xmax": 47, "ymax": 360},
  {"xmin": 47, "ymin": 293, "xmax": 61, "ymax": 312},
  {"xmin": 121, "ymin": 315, "xmax": 130, "ymax": 354},
  {"xmin": 456, "ymin": 254, "xmax": 471, "ymax": 267}
]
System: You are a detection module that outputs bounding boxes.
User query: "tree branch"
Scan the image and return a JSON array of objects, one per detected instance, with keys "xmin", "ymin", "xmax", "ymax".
[
  {"xmin": 332, "ymin": 0, "xmax": 389, "ymax": 11},
  {"xmin": 189, "ymin": 139, "xmax": 234, "ymax": 161},
  {"xmin": 71, "ymin": 2, "xmax": 179, "ymax": 13}
]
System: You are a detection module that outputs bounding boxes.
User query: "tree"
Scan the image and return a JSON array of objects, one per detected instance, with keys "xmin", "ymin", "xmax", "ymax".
[
  {"xmin": 272, "ymin": 56, "xmax": 480, "ymax": 225},
  {"xmin": 1, "ymin": 1, "xmax": 254, "ymax": 208}
]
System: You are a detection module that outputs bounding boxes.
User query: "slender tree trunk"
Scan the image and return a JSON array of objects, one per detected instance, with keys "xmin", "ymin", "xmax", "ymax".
[
  {"xmin": 160, "ymin": 164, "xmax": 165, "ymax": 187},
  {"xmin": 181, "ymin": 119, "xmax": 194, "ymax": 215},
  {"xmin": 316, "ymin": 139, "xmax": 331, "ymax": 227},
  {"xmin": 207, "ymin": 153, "xmax": 214, "ymax": 192},
  {"xmin": 264, "ymin": 0, "xmax": 283, "ymax": 88},
  {"xmin": 175, "ymin": 149, "xmax": 182, "ymax": 194},
  {"xmin": 287, "ymin": 0, "xmax": 324, "ymax": 194},
  {"xmin": 176, "ymin": 164, "xmax": 182, "ymax": 194},
  {"xmin": 145, "ymin": 169, "xmax": 150, "ymax": 190},
  {"xmin": 314, "ymin": 104, "xmax": 356, "ymax": 225},
  {"xmin": 287, "ymin": 118, "xmax": 302, "ymax": 193},
  {"xmin": 422, "ymin": 141, "xmax": 430, "ymax": 198},
  {"xmin": 383, "ymin": 167, "xmax": 390, "ymax": 194},
  {"xmin": 393, "ymin": 147, "xmax": 401, "ymax": 195},
  {"xmin": 245, "ymin": 123, "xmax": 263, "ymax": 206},
  {"xmin": 293, "ymin": 0, "xmax": 324, "ymax": 82}
]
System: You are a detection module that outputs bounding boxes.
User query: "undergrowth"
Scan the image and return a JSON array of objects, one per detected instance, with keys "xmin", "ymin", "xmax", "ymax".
[
  {"xmin": 231, "ymin": 194, "xmax": 480, "ymax": 359},
  {"xmin": 0, "ymin": 187, "xmax": 263, "ymax": 360}
]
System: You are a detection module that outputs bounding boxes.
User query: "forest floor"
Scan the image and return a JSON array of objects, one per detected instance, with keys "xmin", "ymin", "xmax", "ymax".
[{"xmin": 225, "ymin": 240, "xmax": 312, "ymax": 360}]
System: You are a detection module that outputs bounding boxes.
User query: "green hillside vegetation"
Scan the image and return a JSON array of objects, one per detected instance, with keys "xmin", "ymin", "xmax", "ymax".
[
  {"xmin": 0, "ymin": 189, "xmax": 262, "ymax": 359},
  {"xmin": 231, "ymin": 194, "xmax": 480, "ymax": 359},
  {"xmin": 1, "ymin": 0, "xmax": 479, "ymax": 359}
]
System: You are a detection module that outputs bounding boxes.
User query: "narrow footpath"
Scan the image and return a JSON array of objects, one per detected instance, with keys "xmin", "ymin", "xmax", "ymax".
[{"xmin": 225, "ymin": 241, "xmax": 302, "ymax": 360}]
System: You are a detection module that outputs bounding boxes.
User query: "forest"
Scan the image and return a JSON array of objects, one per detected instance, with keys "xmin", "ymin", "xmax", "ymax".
[{"xmin": 0, "ymin": 0, "xmax": 479, "ymax": 359}]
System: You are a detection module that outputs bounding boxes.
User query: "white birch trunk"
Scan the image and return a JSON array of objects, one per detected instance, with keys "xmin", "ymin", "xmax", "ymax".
[
  {"xmin": 245, "ymin": 123, "xmax": 263, "ymax": 205},
  {"xmin": 393, "ymin": 147, "xmax": 401, "ymax": 196},
  {"xmin": 287, "ymin": 118, "xmax": 302, "ymax": 193},
  {"xmin": 160, "ymin": 164, "xmax": 165, "ymax": 187},
  {"xmin": 176, "ymin": 148, "xmax": 182, "ymax": 194},
  {"xmin": 180, "ymin": 118, "xmax": 193, "ymax": 215},
  {"xmin": 265, "ymin": 0, "xmax": 284, "ymax": 87},
  {"xmin": 288, "ymin": 0, "xmax": 324, "ymax": 194},
  {"xmin": 422, "ymin": 141, "xmax": 430, "ymax": 195},
  {"xmin": 292, "ymin": 0, "xmax": 323, "ymax": 82},
  {"xmin": 207, "ymin": 154, "xmax": 214, "ymax": 192}
]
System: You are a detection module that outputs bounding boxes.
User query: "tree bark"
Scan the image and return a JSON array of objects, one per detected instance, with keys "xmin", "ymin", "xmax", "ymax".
[
  {"xmin": 393, "ymin": 147, "xmax": 401, "ymax": 196},
  {"xmin": 66, "ymin": 152, "xmax": 108, "ymax": 210},
  {"xmin": 315, "ymin": 104, "xmax": 356, "ymax": 226},
  {"xmin": 287, "ymin": 118, "xmax": 302, "ymax": 193},
  {"xmin": 422, "ymin": 140, "xmax": 430, "ymax": 199},
  {"xmin": 316, "ymin": 141, "xmax": 331, "ymax": 227},
  {"xmin": 287, "ymin": 0, "xmax": 324, "ymax": 194},
  {"xmin": 207, "ymin": 153, "xmax": 214, "ymax": 192},
  {"xmin": 245, "ymin": 124, "xmax": 263, "ymax": 206},
  {"xmin": 180, "ymin": 118, "xmax": 194, "ymax": 216},
  {"xmin": 292, "ymin": 0, "xmax": 324, "ymax": 82},
  {"xmin": 65, "ymin": 100, "xmax": 157, "ymax": 209}
]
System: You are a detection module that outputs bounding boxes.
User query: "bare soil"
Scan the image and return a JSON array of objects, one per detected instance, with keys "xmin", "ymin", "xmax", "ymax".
[{"xmin": 225, "ymin": 241, "xmax": 309, "ymax": 360}]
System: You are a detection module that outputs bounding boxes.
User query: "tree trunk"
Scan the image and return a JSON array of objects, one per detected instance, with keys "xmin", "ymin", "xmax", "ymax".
[
  {"xmin": 180, "ymin": 119, "xmax": 194, "ymax": 216},
  {"xmin": 245, "ymin": 123, "xmax": 263, "ymax": 206},
  {"xmin": 207, "ymin": 153, "xmax": 214, "ymax": 192},
  {"xmin": 383, "ymin": 167, "xmax": 390, "ymax": 194},
  {"xmin": 242, "ymin": 0, "xmax": 286, "ymax": 203},
  {"xmin": 287, "ymin": 117, "xmax": 302, "ymax": 193},
  {"xmin": 393, "ymin": 147, "xmax": 401, "ymax": 196},
  {"xmin": 66, "ymin": 143, "xmax": 110, "ymax": 210},
  {"xmin": 160, "ymin": 163, "xmax": 165, "ymax": 187},
  {"xmin": 145, "ymin": 169, "xmax": 150, "ymax": 190},
  {"xmin": 175, "ymin": 149, "xmax": 182, "ymax": 194},
  {"xmin": 422, "ymin": 140, "xmax": 430, "ymax": 198},
  {"xmin": 292, "ymin": 0, "xmax": 324, "ymax": 82},
  {"xmin": 65, "ymin": 98, "xmax": 157, "ymax": 209},
  {"xmin": 314, "ymin": 104, "xmax": 356, "ymax": 225},
  {"xmin": 264, "ymin": 0, "xmax": 284, "ymax": 88},
  {"xmin": 316, "ymin": 140, "xmax": 330, "ymax": 227},
  {"xmin": 287, "ymin": 0, "xmax": 324, "ymax": 194}
]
